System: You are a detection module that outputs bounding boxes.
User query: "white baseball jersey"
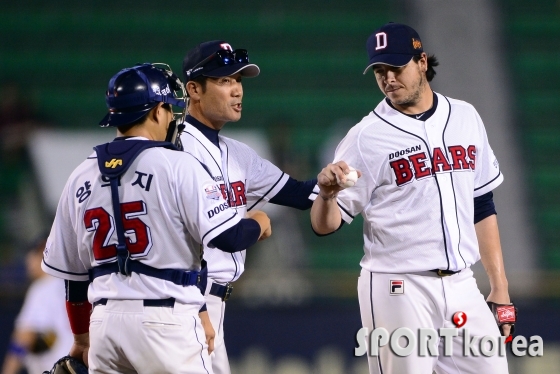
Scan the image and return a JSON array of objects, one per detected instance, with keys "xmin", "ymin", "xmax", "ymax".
[
  {"xmin": 311, "ymin": 92, "xmax": 503, "ymax": 273},
  {"xmin": 42, "ymin": 137, "xmax": 241, "ymax": 306},
  {"xmin": 15, "ymin": 275, "xmax": 74, "ymax": 374},
  {"xmin": 180, "ymin": 122, "xmax": 289, "ymax": 284}
]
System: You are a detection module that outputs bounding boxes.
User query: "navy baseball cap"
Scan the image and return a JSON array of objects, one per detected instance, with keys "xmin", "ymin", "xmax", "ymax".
[
  {"xmin": 182, "ymin": 40, "xmax": 260, "ymax": 82},
  {"xmin": 363, "ymin": 22, "xmax": 424, "ymax": 74},
  {"xmin": 100, "ymin": 63, "xmax": 186, "ymax": 127}
]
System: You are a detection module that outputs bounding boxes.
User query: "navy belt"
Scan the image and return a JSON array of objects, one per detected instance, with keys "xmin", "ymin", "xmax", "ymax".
[
  {"xmin": 431, "ymin": 269, "xmax": 461, "ymax": 277},
  {"xmin": 89, "ymin": 261, "xmax": 200, "ymax": 287},
  {"xmin": 209, "ymin": 283, "xmax": 233, "ymax": 301},
  {"xmin": 93, "ymin": 298, "xmax": 176, "ymax": 308}
]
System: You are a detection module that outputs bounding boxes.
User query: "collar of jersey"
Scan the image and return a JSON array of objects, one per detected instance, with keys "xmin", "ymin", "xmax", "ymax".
[
  {"xmin": 185, "ymin": 115, "xmax": 220, "ymax": 148},
  {"xmin": 385, "ymin": 91, "xmax": 438, "ymax": 121},
  {"xmin": 113, "ymin": 136, "xmax": 150, "ymax": 141}
]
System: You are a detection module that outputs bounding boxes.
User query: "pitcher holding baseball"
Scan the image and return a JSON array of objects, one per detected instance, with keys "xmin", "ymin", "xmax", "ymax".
[{"xmin": 310, "ymin": 22, "xmax": 513, "ymax": 374}]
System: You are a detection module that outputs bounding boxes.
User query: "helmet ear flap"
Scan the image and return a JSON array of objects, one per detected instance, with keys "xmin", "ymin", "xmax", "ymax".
[{"xmin": 164, "ymin": 120, "xmax": 185, "ymax": 150}]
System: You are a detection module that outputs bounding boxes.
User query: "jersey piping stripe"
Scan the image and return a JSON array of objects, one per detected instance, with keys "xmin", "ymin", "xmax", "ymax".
[
  {"xmin": 42, "ymin": 259, "xmax": 89, "ymax": 276},
  {"xmin": 372, "ymin": 110, "xmax": 451, "ymax": 271},
  {"xmin": 185, "ymin": 129, "xmax": 243, "ymax": 280},
  {"xmin": 222, "ymin": 142, "xmax": 240, "ymax": 282},
  {"xmin": 229, "ymin": 252, "xmax": 239, "ymax": 282},
  {"xmin": 184, "ymin": 132, "xmax": 224, "ymax": 175},
  {"xmin": 337, "ymin": 201, "xmax": 355, "ymax": 219},
  {"xmin": 247, "ymin": 172, "xmax": 285, "ymax": 211},
  {"xmin": 474, "ymin": 171, "xmax": 502, "ymax": 191},
  {"xmin": 369, "ymin": 272, "xmax": 384, "ymax": 374},
  {"xmin": 441, "ymin": 95, "xmax": 466, "ymax": 270},
  {"xmin": 201, "ymin": 213, "xmax": 238, "ymax": 244},
  {"xmin": 450, "ymin": 171, "xmax": 467, "ymax": 269},
  {"xmin": 192, "ymin": 316, "xmax": 211, "ymax": 374},
  {"xmin": 184, "ymin": 152, "xmax": 214, "ymax": 179}
]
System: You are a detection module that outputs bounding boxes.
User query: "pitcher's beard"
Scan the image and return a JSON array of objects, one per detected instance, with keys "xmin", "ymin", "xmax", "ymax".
[{"xmin": 392, "ymin": 73, "xmax": 426, "ymax": 108}]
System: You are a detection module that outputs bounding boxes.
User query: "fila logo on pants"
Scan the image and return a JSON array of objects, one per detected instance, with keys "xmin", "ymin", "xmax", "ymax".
[
  {"xmin": 390, "ymin": 145, "xmax": 476, "ymax": 186},
  {"xmin": 390, "ymin": 280, "xmax": 404, "ymax": 295}
]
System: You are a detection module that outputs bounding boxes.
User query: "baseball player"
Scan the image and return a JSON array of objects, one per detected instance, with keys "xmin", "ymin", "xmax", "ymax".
[
  {"xmin": 181, "ymin": 41, "xmax": 317, "ymax": 374},
  {"xmin": 1, "ymin": 236, "xmax": 73, "ymax": 374},
  {"xmin": 310, "ymin": 23, "xmax": 515, "ymax": 373},
  {"xmin": 40, "ymin": 63, "xmax": 272, "ymax": 373}
]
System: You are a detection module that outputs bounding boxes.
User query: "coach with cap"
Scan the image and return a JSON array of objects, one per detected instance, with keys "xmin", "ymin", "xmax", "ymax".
[{"xmin": 179, "ymin": 41, "xmax": 317, "ymax": 374}]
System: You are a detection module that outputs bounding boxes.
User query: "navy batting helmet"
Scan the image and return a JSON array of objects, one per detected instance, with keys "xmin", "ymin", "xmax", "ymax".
[{"xmin": 99, "ymin": 63, "xmax": 186, "ymax": 127}]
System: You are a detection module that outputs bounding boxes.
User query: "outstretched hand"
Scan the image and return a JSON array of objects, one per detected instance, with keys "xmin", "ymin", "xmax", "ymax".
[{"xmin": 245, "ymin": 210, "xmax": 272, "ymax": 241}]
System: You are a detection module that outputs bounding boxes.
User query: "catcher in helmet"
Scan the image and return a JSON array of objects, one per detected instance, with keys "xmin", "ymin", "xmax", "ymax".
[{"xmin": 41, "ymin": 62, "xmax": 272, "ymax": 373}]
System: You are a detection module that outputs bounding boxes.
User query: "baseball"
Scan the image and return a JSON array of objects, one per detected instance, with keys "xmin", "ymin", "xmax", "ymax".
[{"xmin": 337, "ymin": 166, "xmax": 358, "ymax": 188}]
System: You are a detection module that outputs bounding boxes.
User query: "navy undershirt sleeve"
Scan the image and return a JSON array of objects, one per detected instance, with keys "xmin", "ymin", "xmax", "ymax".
[
  {"xmin": 65, "ymin": 280, "xmax": 89, "ymax": 302},
  {"xmin": 269, "ymin": 177, "xmax": 317, "ymax": 210},
  {"xmin": 474, "ymin": 191, "xmax": 496, "ymax": 224},
  {"xmin": 209, "ymin": 218, "xmax": 261, "ymax": 253}
]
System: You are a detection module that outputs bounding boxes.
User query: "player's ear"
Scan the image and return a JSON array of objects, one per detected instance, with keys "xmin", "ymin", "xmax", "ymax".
[
  {"xmin": 186, "ymin": 81, "xmax": 202, "ymax": 101},
  {"xmin": 150, "ymin": 103, "xmax": 168, "ymax": 126},
  {"xmin": 418, "ymin": 52, "xmax": 428, "ymax": 72}
]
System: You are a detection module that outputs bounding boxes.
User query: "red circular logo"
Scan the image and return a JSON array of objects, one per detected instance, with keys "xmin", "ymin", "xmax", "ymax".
[{"xmin": 452, "ymin": 311, "xmax": 467, "ymax": 328}]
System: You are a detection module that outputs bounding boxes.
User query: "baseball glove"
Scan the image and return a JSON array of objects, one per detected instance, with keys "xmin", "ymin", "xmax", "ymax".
[
  {"xmin": 42, "ymin": 355, "xmax": 88, "ymax": 374},
  {"xmin": 487, "ymin": 301, "xmax": 517, "ymax": 337}
]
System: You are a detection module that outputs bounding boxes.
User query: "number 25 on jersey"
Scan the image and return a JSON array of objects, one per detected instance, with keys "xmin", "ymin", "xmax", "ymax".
[{"xmin": 84, "ymin": 201, "xmax": 153, "ymax": 262}]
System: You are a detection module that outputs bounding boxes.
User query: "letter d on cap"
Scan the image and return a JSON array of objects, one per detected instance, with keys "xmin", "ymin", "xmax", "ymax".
[{"xmin": 376, "ymin": 32, "xmax": 387, "ymax": 50}]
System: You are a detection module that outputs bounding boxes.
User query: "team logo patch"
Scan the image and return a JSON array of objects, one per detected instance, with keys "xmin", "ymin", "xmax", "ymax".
[
  {"xmin": 152, "ymin": 83, "xmax": 171, "ymax": 96},
  {"xmin": 105, "ymin": 158, "xmax": 122, "ymax": 168},
  {"xmin": 412, "ymin": 38, "xmax": 422, "ymax": 49},
  {"xmin": 204, "ymin": 183, "xmax": 222, "ymax": 200},
  {"xmin": 390, "ymin": 280, "xmax": 404, "ymax": 295},
  {"xmin": 220, "ymin": 43, "xmax": 233, "ymax": 51}
]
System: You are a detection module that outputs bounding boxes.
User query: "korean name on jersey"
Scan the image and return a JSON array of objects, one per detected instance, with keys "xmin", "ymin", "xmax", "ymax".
[{"xmin": 42, "ymin": 145, "xmax": 241, "ymax": 305}]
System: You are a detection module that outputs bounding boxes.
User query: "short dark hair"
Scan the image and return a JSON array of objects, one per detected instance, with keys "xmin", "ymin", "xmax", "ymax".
[
  {"xmin": 187, "ymin": 75, "xmax": 208, "ymax": 97},
  {"xmin": 413, "ymin": 54, "xmax": 439, "ymax": 82},
  {"xmin": 116, "ymin": 103, "xmax": 171, "ymax": 132}
]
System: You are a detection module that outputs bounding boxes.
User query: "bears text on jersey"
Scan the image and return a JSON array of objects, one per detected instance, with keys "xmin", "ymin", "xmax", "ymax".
[
  {"xmin": 390, "ymin": 145, "xmax": 476, "ymax": 186},
  {"xmin": 219, "ymin": 181, "xmax": 246, "ymax": 208}
]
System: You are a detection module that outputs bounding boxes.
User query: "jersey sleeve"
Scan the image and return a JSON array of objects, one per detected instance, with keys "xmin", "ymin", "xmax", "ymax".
[
  {"xmin": 175, "ymin": 154, "xmax": 242, "ymax": 247},
  {"xmin": 41, "ymin": 180, "xmax": 90, "ymax": 281},
  {"xmin": 239, "ymin": 144, "xmax": 289, "ymax": 211},
  {"xmin": 311, "ymin": 126, "xmax": 376, "ymax": 224},
  {"xmin": 473, "ymin": 110, "xmax": 503, "ymax": 197}
]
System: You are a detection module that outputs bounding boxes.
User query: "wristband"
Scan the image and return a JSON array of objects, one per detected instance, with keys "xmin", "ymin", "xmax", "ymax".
[
  {"xmin": 66, "ymin": 301, "xmax": 92, "ymax": 335},
  {"xmin": 8, "ymin": 342, "xmax": 26, "ymax": 357}
]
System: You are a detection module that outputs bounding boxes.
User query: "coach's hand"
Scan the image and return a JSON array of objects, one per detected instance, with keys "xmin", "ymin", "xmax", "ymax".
[
  {"xmin": 199, "ymin": 311, "xmax": 215, "ymax": 354},
  {"xmin": 246, "ymin": 210, "xmax": 272, "ymax": 241}
]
